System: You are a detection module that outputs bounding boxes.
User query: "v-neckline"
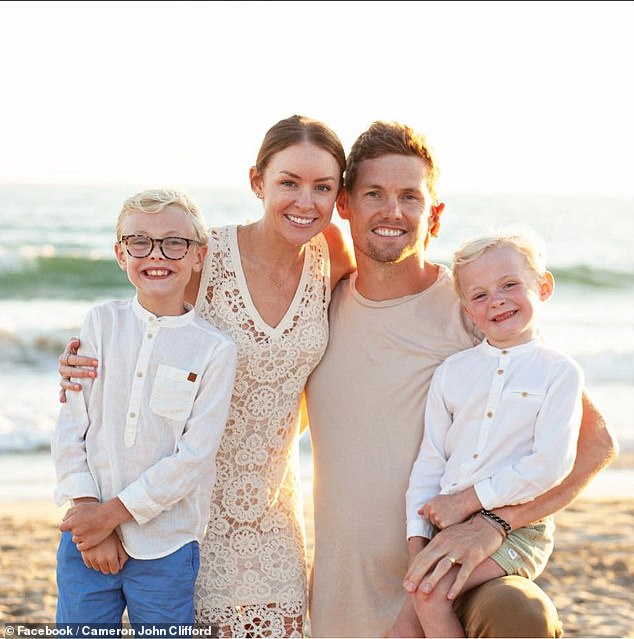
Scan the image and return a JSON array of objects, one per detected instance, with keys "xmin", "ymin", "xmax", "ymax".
[{"xmin": 229, "ymin": 225, "xmax": 310, "ymax": 335}]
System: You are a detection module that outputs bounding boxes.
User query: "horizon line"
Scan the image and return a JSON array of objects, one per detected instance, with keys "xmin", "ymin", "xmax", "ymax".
[{"xmin": 0, "ymin": 181, "xmax": 633, "ymax": 200}]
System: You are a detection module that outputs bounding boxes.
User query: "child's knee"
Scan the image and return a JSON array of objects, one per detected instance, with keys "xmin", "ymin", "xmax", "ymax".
[{"xmin": 411, "ymin": 584, "xmax": 453, "ymax": 615}]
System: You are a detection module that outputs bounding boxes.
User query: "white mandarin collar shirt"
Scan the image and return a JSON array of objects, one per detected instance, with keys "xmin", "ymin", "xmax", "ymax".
[
  {"xmin": 132, "ymin": 296, "xmax": 199, "ymax": 324},
  {"xmin": 52, "ymin": 296, "xmax": 237, "ymax": 559},
  {"xmin": 407, "ymin": 337, "xmax": 583, "ymax": 540}
]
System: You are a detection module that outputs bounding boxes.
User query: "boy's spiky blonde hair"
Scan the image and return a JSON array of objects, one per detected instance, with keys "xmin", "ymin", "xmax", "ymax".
[
  {"xmin": 116, "ymin": 188, "xmax": 208, "ymax": 244},
  {"xmin": 452, "ymin": 226, "xmax": 547, "ymax": 299}
]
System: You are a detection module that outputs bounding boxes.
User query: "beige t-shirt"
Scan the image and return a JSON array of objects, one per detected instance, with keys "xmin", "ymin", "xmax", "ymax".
[{"xmin": 306, "ymin": 266, "xmax": 478, "ymax": 638}]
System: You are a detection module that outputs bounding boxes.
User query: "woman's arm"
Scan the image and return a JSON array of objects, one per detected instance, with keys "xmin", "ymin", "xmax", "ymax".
[
  {"xmin": 322, "ymin": 222, "xmax": 356, "ymax": 290},
  {"xmin": 58, "ymin": 338, "xmax": 98, "ymax": 402},
  {"xmin": 185, "ymin": 268, "xmax": 202, "ymax": 306}
]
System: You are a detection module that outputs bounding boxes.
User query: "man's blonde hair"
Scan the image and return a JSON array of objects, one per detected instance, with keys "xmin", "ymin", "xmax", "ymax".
[
  {"xmin": 116, "ymin": 189, "xmax": 208, "ymax": 244},
  {"xmin": 452, "ymin": 226, "xmax": 547, "ymax": 299}
]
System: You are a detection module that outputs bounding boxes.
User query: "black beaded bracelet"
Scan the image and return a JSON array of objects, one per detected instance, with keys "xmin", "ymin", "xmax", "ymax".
[{"xmin": 479, "ymin": 509, "xmax": 512, "ymax": 535}]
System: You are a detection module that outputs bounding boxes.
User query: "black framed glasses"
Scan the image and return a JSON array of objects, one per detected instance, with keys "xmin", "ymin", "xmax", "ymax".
[{"xmin": 120, "ymin": 235, "xmax": 202, "ymax": 260}]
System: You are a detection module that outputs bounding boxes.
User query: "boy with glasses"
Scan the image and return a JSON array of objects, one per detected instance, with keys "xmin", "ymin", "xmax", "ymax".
[{"xmin": 52, "ymin": 189, "xmax": 237, "ymax": 626}]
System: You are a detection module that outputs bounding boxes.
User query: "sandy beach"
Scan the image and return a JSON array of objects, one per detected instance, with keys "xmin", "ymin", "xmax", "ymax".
[{"xmin": 1, "ymin": 487, "xmax": 633, "ymax": 638}]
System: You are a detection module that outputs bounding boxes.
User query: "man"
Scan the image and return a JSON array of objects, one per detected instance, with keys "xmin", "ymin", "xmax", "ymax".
[{"xmin": 305, "ymin": 121, "xmax": 617, "ymax": 638}]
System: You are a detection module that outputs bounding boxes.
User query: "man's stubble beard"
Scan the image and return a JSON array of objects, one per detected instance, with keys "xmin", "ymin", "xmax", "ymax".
[{"xmin": 362, "ymin": 240, "xmax": 420, "ymax": 265}]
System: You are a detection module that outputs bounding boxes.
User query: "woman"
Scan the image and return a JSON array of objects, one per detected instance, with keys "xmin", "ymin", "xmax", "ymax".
[{"xmin": 58, "ymin": 114, "xmax": 355, "ymax": 637}]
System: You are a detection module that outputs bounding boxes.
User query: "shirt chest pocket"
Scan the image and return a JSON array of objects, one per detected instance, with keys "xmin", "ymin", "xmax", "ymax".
[
  {"xmin": 505, "ymin": 387, "xmax": 545, "ymax": 416},
  {"xmin": 150, "ymin": 364, "xmax": 200, "ymax": 422}
]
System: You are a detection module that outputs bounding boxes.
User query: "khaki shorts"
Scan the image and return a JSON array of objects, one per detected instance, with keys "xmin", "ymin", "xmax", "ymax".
[{"xmin": 490, "ymin": 516, "xmax": 555, "ymax": 579}]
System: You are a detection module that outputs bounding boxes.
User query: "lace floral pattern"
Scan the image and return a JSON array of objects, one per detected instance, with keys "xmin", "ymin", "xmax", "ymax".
[{"xmin": 194, "ymin": 225, "xmax": 330, "ymax": 636}]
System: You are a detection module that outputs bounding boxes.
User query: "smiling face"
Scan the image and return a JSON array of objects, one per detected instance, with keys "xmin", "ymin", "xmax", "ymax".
[
  {"xmin": 338, "ymin": 153, "xmax": 434, "ymax": 265},
  {"xmin": 457, "ymin": 244, "xmax": 554, "ymax": 348},
  {"xmin": 250, "ymin": 141, "xmax": 341, "ymax": 246},
  {"xmin": 114, "ymin": 204, "xmax": 205, "ymax": 316}
]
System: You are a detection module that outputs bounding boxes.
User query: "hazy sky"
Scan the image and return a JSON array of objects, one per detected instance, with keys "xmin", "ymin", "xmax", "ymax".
[{"xmin": 2, "ymin": 0, "xmax": 633, "ymax": 196}]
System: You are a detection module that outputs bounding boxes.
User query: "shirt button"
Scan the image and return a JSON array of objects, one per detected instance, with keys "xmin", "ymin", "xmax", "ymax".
[
  {"xmin": 473, "ymin": 453, "xmax": 479, "ymax": 459},
  {"xmin": 502, "ymin": 350, "xmax": 509, "ymax": 355},
  {"xmin": 147, "ymin": 333, "xmax": 153, "ymax": 339},
  {"xmin": 137, "ymin": 371, "xmax": 143, "ymax": 377},
  {"xmin": 497, "ymin": 369, "xmax": 504, "ymax": 375},
  {"xmin": 522, "ymin": 391, "xmax": 529, "ymax": 397},
  {"xmin": 487, "ymin": 411, "xmax": 493, "ymax": 418},
  {"xmin": 129, "ymin": 412, "xmax": 136, "ymax": 418}
]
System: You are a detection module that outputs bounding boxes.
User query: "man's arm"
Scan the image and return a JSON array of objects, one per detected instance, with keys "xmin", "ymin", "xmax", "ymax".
[{"xmin": 403, "ymin": 392, "xmax": 617, "ymax": 598}]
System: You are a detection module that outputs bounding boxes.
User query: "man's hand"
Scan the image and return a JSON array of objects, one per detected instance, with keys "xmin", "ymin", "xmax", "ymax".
[
  {"xmin": 420, "ymin": 488, "xmax": 481, "ymax": 529},
  {"xmin": 403, "ymin": 514, "xmax": 503, "ymax": 600},
  {"xmin": 80, "ymin": 532, "xmax": 129, "ymax": 574},
  {"xmin": 61, "ymin": 498, "xmax": 132, "ymax": 551}
]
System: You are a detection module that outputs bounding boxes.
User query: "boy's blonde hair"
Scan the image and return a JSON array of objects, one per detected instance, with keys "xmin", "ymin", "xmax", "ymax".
[
  {"xmin": 452, "ymin": 227, "xmax": 547, "ymax": 299},
  {"xmin": 116, "ymin": 188, "xmax": 208, "ymax": 244}
]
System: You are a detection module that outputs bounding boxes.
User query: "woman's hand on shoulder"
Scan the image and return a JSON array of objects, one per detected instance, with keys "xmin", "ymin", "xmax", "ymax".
[
  {"xmin": 58, "ymin": 338, "xmax": 98, "ymax": 403},
  {"xmin": 323, "ymin": 222, "xmax": 355, "ymax": 290}
]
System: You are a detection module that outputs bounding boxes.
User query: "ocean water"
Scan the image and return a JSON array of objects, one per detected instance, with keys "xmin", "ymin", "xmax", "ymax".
[{"xmin": 0, "ymin": 184, "xmax": 632, "ymax": 500}]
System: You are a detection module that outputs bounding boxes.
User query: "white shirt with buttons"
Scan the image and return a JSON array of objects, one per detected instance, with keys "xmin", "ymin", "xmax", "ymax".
[
  {"xmin": 52, "ymin": 297, "xmax": 237, "ymax": 559},
  {"xmin": 406, "ymin": 337, "xmax": 584, "ymax": 540}
]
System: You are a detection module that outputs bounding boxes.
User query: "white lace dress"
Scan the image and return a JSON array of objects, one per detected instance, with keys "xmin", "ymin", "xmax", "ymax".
[{"xmin": 194, "ymin": 225, "xmax": 330, "ymax": 637}]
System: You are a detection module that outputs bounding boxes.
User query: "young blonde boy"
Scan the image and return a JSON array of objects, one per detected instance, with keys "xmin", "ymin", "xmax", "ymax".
[
  {"xmin": 52, "ymin": 189, "xmax": 236, "ymax": 625},
  {"xmin": 404, "ymin": 227, "xmax": 584, "ymax": 637}
]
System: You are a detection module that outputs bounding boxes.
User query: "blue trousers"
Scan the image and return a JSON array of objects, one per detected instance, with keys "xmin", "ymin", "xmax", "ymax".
[{"xmin": 56, "ymin": 531, "xmax": 199, "ymax": 624}]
